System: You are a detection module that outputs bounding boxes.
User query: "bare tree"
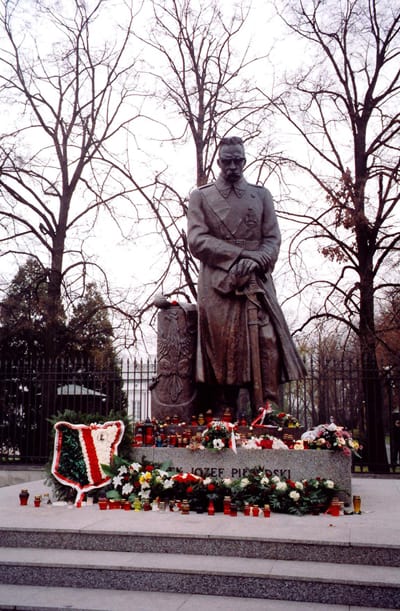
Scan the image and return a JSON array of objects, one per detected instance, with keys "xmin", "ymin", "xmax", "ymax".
[
  {"xmin": 114, "ymin": 0, "xmax": 273, "ymax": 339},
  {"xmin": 261, "ymin": 0, "xmax": 400, "ymax": 470},
  {"xmin": 140, "ymin": 0, "xmax": 270, "ymax": 186},
  {"xmin": 0, "ymin": 0, "xmax": 140, "ymax": 359}
]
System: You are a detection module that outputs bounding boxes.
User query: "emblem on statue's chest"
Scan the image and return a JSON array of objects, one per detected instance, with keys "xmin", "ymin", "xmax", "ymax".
[{"xmin": 244, "ymin": 207, "xmax": 258, "ymax": 227}]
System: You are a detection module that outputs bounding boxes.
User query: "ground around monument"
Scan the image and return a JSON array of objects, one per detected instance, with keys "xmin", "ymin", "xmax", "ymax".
[{"xmin": 0, "ymin": 473, "xmax": 399, "ymax": 610}]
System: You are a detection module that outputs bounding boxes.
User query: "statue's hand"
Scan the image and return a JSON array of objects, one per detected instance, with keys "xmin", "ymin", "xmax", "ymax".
[
  {"xmin": 242, "ymin": 250, "xmax": 271, "ymax": 270},
  {"xmin": 234, "ymin": 258, "xmax": 258, "ymax": 277}
]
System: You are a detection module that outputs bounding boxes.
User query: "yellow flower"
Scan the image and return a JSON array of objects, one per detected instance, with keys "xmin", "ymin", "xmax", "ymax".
[{"xmin": 139, "ymin": 473, "xmax": 152, "ymax": 485}]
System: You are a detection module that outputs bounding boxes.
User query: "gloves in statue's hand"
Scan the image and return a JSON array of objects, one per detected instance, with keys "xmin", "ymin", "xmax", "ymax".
[
  {"xmin": 231, "ymin": 258, "xmax": 258, "ymax": 276},
  {"xmin": 228, "ymin": 258, "xmax": 257, "ymax": 290},
  {"xmin": 241, "ymin": 250, "xmax": 271, "ymax": 271},
  {"xmin": 234, "ymin": 258, "xmax": 258, "ymax": 277}
]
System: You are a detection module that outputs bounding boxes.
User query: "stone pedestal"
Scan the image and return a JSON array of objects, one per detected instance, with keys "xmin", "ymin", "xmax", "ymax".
[
  {"xmin": 150, "ymin": 304, "xmax": 197, "ymax": 422},
  {"xmin": 132, "ymin": 447, "xmax": 352, "ymax": 502}
]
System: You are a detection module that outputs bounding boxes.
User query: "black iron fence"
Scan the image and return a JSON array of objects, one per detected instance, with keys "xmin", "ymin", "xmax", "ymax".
[{"xmin": 0, "ymin": 356, "xmax": 399, "ymax": 469}]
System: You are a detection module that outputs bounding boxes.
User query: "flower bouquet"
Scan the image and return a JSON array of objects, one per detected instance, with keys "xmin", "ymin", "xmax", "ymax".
[
  {"xmin": 240, "ymin": 435, "xmax": 290, "ymax": 450},
  {"xmin": 101, "ymin": 456, "xmax": 175, "ymax": 504},
  {"xmin": 100, "ymin": 458, "xmax": 342, "ymax": 516},
  {"xmin": 262, "ymin": 410, "xmax": 300, "ymax": 428},
  {"xmin": 251, "ymin": 403, "xmax": 301, "ymax": 429},
  {"xmin": 201, "ymin": 420, "xmax": 236, "ymax": 451},
  {"xmin": 170, "ymin": 472, "xmax": 203, "ymax": 509},
  {"xmin": 267, "ymin": 475, "xmax": 338, "ymax": 515},
  {"xmin": 303, "ymin": 423, "xmax": 361, "ymax": 457}
]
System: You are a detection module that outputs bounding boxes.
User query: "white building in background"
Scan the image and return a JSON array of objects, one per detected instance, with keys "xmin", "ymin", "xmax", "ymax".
[{"xmin": 122, "ymin": 359, "xmax": 156, "ymax": 422}]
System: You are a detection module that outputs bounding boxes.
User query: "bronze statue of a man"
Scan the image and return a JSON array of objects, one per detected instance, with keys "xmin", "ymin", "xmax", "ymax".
[{"xmin": 187, "ymin": 136, "xmax": 306, "ymax": 416}]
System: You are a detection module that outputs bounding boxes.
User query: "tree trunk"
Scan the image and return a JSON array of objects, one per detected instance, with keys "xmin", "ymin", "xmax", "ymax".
[{"xmin": 359, "ymin": 264, "xmax": 389, "ymax": 472}]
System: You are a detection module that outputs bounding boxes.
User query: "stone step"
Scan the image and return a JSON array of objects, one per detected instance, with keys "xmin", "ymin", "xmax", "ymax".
[
  {"xmin": 1, "ymin": 526, "xmax": 399, "ymax": 567},
  {"xmin": 1, "ymin": 584, "xmax": 394, "ymax": 611},
  {"xmin": 1, "ymin": 547, "xmax": 399, "ymax": 609}
]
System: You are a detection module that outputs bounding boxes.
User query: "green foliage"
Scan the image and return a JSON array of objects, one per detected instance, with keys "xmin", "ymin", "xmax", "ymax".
[
  {"xmin": 0, "ymin": 261, "xmax": 121, "ymax": 368},
  {"xmin": 0, "ymin": 258, "xmax": 57, "ymax": 360}
]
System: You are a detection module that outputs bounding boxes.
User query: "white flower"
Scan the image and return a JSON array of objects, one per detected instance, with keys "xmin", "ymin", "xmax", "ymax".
[
  {"xmin": 260, "ymin": 476, "xmax": 269, "ymax": 486},
  {"xmin": 295, "ymin": 481, "xmax": 304, "ymax": 490},
  {"xmin": 272, "ymin": 438, "xmax": 289, "ymax": 450},
  {"xmin": 241, "ymin": 437, "xmax": 260, "ymax": 450},
  {"xmin": 130, "ymin": 462, "xmax": 142, "ymax": 473},
  {"xmin": 157, "ymin": 469, "xmax": 169, "ymax": 479},
  {"xmin": 112, "ymin": 474, "xmax": 123, "ymax": 487},
  {"xmin": 271, "ymin": 475, "xmax": 280, "ymax": 483},
  {"xmin": 203, "ymin": 477, "xmax": 212, "ymax": 486},
  {"xmin": 139, "ymin": 488, "xmax": 151, "ymax": 499},
  {"xmin": 213, "ymin": 438, "xmax": 225, "ymax": 450},
  {"xmin": 163, "ymin": 479, "xmax": 173, "ymax": 489},
  {"xmin": 223, "ymin": 478, "xmax": 232, "ymax": 486},
  {"xmin": 276, "ymin": 482, "xmax": 287, "ymax": 492},
  {"xmin": 327, "ymin": 423, "xmax": 337, "ymax": 432},
  {"xmin": 301, "ymin": 429, "xmax": 316, "ymax": 441},
  {"xmin": 240, "ymin": 478, "xmax": 250, "ymax": 488},
  {"xmin": 122, "ymin": 483, "xmax": 133, "ymax": 496},
  {"xmin": 118, "ymin": 465, "xmax": 128, "ymax": 475},
  {"xmin": 141, "ymin": 482, "xmax": 150, "ymax": 490},
  {"xmin": 289, "ymin": 490, "xmax": 300, "ymax": 502},
  {"xmin": 324, "ymin": 479, "xmax": 335, "ymax": 489}
]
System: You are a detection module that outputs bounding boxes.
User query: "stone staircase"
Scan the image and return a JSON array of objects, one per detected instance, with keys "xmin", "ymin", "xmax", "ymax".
[{"xmin": 0, "ymin": 526, "xmax": 399, "ymax": 609}]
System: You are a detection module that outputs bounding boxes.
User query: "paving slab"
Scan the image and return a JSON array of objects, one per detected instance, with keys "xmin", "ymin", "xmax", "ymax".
[{"xmin": 0, "ymin": 476, "xmax": 399, "ymax": 550}]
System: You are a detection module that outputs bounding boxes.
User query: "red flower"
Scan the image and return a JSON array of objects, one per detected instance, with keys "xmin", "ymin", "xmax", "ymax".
[
  {"xmin": 172, "ymin": 472, "xmax": 202, "ymax": 483},
  {"xmin": 207, "ymin": 483, "xmax": 216, "ymax": 491},
  {"xmin": 260, "ymin": 439, "xmax": 273, "ymax": 449},
  {"xmin": 187, "ymin": 486, "xmax": 194, "ymax": 494},
  {"xmin": 145, "ymin": 465, "xmax": 154, "ymax": 472}
]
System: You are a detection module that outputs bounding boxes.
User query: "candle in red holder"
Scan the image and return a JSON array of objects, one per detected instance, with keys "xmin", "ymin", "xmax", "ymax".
[
  {"xmin": 143, "ymin": 419, "xmax": 155, "ymax": 446},
  {"xmin": 169, "ymin": 433, "xmax": 177, "ymax": 447},
  {"xmin": 223, "ymin": 496, "xmax": 231, "ymax": 515},
  {"xmin": 252, "ymin": 505, "xmax": 259, "ymax": 517},
  {"xmin": 263, "ymin": 504, "xmax": 271, "ymax": 518},
  {"xmin": 243, "ymin": 503, "xmax": 250, "ymax": 516},
  {"xmin": 134, "ymin": 425, "xmax": 143, "ymax": 447},
  {"xmin": 207, "ymin": 499, "xmax": 215, "ymax": 515},
  {"xmin": 230, "ymin": 502, "xmax": 237, "ymax": 517},
  {"xmin": 329, "ymin": 499, "xmax": 341, "ymax": 517},
  {"xmin": 19, "ymin": 489, "xmax": 29, "ymax": 506},
  {"xmin": 205, "ymin": 409, "xmax": 213, "ymax": 424},
  {"xmin": 34, "ymin": 495, "xmax": 41, "ymax": 508},
  {"xmin": 98, "ymin": 498, "xmax": 108, "ymax": 510}
]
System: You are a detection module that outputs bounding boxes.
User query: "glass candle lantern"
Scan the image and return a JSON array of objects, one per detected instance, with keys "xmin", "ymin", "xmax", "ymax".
[{"xmin": 353, "ymin": 495, "xmax": 361, "ymax": 514}]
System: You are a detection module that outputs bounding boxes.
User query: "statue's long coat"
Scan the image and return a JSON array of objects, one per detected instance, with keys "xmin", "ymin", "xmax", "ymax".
[{"xmin": 187, "ymin": 175, "xmax": 306, "ymax": 388}]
